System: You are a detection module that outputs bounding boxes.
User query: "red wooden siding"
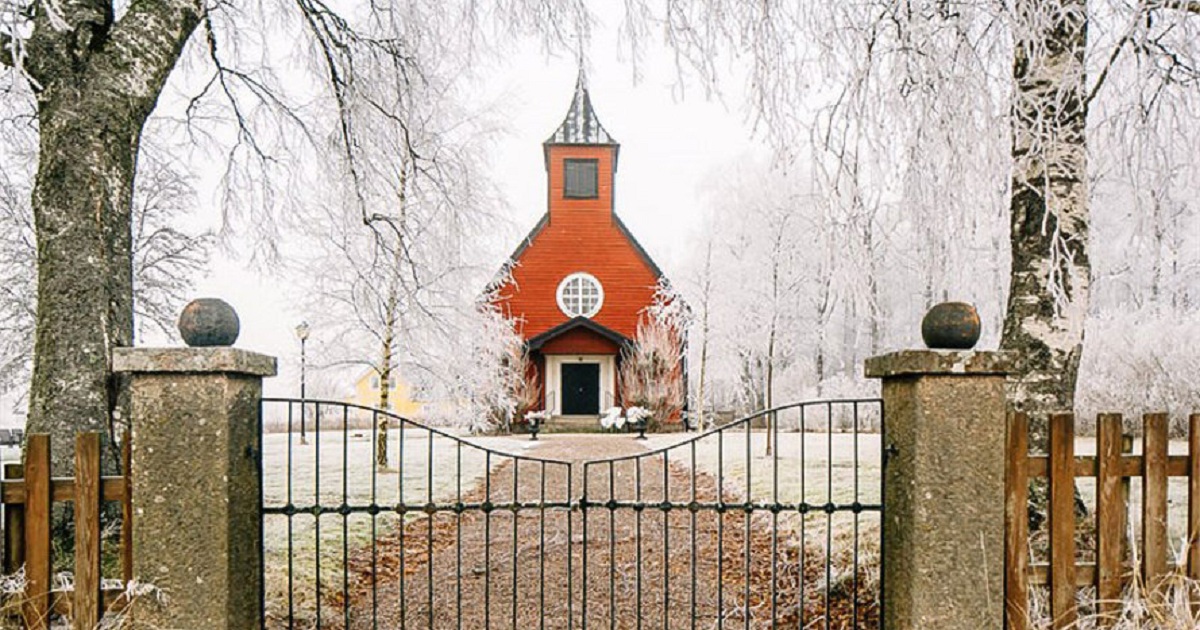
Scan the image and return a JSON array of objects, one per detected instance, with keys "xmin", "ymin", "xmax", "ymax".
[
  {"xmin": 540, "ymin": 327, "xmax": 622, "ymax": 355},
  {"xmin": 546, "ymin": 145, "xmax": 615, "ymax": 220},
  {"xmin": 497, "ymin": 143, "xmax": 660, "ymax": 342}
]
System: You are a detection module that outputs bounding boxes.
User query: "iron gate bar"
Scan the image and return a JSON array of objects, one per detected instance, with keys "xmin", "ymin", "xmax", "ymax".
[
  {"xmin": 260, "ymin": 398, "xmax": 575, "ymax": 630},
  {"xmin": 739, "ymin": 412, "xmax": 748, "ymax": 628},
  {"xmin": 260, "ymin": 397, "xmax": 882, "ymax": 629},
  {"xmin": 577, "ymin": 398, "xmax": 884, "ymax": 630}
]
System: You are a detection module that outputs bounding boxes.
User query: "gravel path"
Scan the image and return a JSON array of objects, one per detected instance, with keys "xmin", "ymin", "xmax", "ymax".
[{"xmin": 315, "ymin": 435, "xmax": 876, "ymax": 629}]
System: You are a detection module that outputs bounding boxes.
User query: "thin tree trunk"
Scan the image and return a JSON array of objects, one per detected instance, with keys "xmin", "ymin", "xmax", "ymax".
[
  {"xmin": 695, "ymin": 240, "xmax": 713, "ymax": 429},
  {"xmin": 815, "ymin": 278, "xmax": 830, "ymax": 399},
  {"xmin": 23, "ymin": 2, "xmax": 203, "ymax": 475},
  {"xmin": 765, "ymin": 319, "xmax": 775, "ymax": 456},
  {"xmin": 376, "ymin": 165, "xmax": 411, "ymax": 469},
  {"xmin": 376, "ymin": 286, "xmax": 397, "ymax": 470},
  {"xmin": 1001, "ymin": 0, "xmax": 1090, "ymax": 451},
  {"xmin": 765, "ymin": 252, "xmax": 779, "ymax": 456},
  {"xmin": 864, "ymin": 219, "xmax": 881, "ymax": 356}
]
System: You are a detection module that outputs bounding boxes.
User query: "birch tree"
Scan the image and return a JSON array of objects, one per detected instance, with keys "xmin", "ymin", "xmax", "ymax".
[
  {"xmin": 628, "ymin": 0, "xmax": 1200, "ymax": 429},
  {"xmin": 1000, "ymin": 0, "xmax": 1090, "ymax": 422},
  {"xmin": 293, "ymin": 40, "xmax": 509, "ymax": 463}
]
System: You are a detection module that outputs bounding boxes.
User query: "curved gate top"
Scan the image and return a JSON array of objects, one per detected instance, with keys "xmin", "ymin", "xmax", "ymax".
[{"xmin": 259, "ymin": 398, "xmax": 883, "ymax": 629}]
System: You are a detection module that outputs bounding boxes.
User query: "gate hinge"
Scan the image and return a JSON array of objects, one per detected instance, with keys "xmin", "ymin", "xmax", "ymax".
[{"xmin": 883, "ymin": 442, "xmax": 899, "ymax": 466}]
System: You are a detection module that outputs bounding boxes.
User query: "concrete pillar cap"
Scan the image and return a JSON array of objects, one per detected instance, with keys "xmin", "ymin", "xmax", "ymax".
[
  {"xmin": 113, "ymin": 347, "xmax": 277, "ymax": 377},
  {"xmin": 864, "ymin": 349, "xmax": 1014, "ymax": 379}
]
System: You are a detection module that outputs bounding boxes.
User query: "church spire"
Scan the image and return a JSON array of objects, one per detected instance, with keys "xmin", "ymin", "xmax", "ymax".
[{"xmin": 545, "ymin": 68, "xmax": 618, "ymax": 146}]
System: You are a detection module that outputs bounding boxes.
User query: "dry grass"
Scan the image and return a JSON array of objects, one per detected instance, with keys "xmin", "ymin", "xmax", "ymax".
[
  {"xmin": 0, "ymin": 572, "xmax": 164, "ymax": 629},
  {"xmin": 1026, "ymin": 570, "xmax": 1200, "ymax": 629}
]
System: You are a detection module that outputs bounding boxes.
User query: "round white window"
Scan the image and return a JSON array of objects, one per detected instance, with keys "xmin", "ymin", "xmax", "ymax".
[{"xmin": 556, "ymin": 272, "xmax": 604, "ymax": 318}]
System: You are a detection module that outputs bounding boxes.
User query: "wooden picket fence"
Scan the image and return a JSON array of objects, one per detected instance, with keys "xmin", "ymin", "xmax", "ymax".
[
  {"xmin": 1005, "ymin": 412, "xmax": 1200, "ymax": 629},
  {"xmin": 2, "ymin": 432, "xmax": 131, "ymax": 630}
]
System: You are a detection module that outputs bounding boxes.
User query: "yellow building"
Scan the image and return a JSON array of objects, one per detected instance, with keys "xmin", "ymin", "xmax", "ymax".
[{"xmin": 347, "ymin": 369, "xmax": 423, "ymax": 417}]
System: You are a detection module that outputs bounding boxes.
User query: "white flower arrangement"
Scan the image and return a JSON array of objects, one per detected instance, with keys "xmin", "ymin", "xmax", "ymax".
[
  {"xmin": 524, "ymin": 410, "xmax": 551, "ymax": 423},
  {"xmin": 625, "ymin": 406, "xmax": 652, "ymax": 429},
  {"xmin": 600, "ymin": 406, "xmax": 624, "ymax": 430}
]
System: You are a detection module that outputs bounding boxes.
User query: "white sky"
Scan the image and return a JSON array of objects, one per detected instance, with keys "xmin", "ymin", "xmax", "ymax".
[{"xmin": 190, "ymin": 23, "xmax": 769, "ymax": 398}]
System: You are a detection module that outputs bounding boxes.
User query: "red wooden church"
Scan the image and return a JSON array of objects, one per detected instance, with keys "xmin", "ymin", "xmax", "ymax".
[{"xmin": 491, "ymin": 75, "xmax": 686, "ymax": 428}]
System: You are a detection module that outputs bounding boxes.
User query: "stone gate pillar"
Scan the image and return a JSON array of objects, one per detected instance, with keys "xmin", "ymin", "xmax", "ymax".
[
  {"xmin": 114, "ymin": 330, "xmax": 275, "ymax": 628},
  {"xmin": 865, "ymin": 306, "xmax": 1012, "ymax": 630}
]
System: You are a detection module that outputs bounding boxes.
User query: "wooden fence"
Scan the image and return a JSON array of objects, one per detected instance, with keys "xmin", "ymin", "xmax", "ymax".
[
  {"xmin": 2, "ymin": 432, "xmax": 131, "ymax": 630},
  {"xmin": 1006, "ymin": 412, "xmax": 1200, "ymax": 629}
]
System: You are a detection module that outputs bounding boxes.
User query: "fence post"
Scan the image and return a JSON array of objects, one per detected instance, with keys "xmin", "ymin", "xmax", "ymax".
[
  {"xmin": 866, "ymin": 343, "xmax": 1012, "ymax": 630},
  {"xmin": 114, "ymin": 344, "xmax": 276, "ymax": 629}
]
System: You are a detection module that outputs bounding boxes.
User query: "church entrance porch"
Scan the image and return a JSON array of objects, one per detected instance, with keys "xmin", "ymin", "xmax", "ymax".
[{"xmin": 543, "ymin": 354, "xmax": 616, "ymax": 425}]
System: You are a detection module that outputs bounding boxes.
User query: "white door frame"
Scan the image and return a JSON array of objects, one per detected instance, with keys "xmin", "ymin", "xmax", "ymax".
[{"xmin": 544, "ymin": 354, "xmax": 615, "ymax": 415}]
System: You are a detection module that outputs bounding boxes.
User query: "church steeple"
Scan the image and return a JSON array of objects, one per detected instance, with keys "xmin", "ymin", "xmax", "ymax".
[
  {"xmin": 543, "ymin": 70, "xmax": 620, "ymax": 216},
  {"xmin": 545, "ymin": 69, "xmax": 618, "ymax": 147}
]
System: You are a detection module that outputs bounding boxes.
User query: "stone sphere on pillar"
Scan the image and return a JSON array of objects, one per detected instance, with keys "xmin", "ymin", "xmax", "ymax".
[
  {"xmin": 921, "ymin": 301, "xmax": 981, "ymax": 350},
  {"xmin": 178, "ymin": 298, "xmax": 241, "ymax": 347}
]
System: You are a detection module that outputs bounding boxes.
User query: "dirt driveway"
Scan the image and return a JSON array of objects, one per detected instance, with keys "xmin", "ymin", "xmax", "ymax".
[{"xmin": 327, "ymin": 434, "xmax": 876, "ymax": 629}]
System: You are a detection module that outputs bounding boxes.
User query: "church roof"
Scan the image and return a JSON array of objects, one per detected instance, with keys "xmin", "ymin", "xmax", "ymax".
[{"xmin": 544, "ymin": 71, "xmax": 618, "ymax": 146}]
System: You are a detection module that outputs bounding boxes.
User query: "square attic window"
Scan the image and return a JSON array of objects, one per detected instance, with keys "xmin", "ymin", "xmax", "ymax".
[{"xmin": 564, "ymin": 159, "xmax": 598, "ymax": 199}]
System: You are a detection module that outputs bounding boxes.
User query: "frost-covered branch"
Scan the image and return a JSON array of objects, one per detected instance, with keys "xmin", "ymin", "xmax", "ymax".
[
  {"xmin": 0, "ymin": 32, "xmax": 13, "ymax": 68},
  {"xmin": 1147, "ymin": 0, "xmax": 1200, "ymax": 13}
]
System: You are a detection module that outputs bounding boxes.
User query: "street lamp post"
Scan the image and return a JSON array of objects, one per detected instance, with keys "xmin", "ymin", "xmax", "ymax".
[{"xmin": 296, "ymin": 321, "xmax": 310, "ymax": 445}]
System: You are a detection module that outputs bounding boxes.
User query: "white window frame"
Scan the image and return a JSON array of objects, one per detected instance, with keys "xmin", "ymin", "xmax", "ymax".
[{"xmin": 556, "ymin": 272, "xmax": 605, "ymax": 318}]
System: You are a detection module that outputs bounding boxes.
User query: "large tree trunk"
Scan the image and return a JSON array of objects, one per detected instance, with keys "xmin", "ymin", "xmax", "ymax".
[
  {"xmin": 22, "ymin": 2, "xmax": 203, "ymax": 474},
  {"xmin": 1001, "ymin": 0, "xmax": 1090, "ymax": 450}
]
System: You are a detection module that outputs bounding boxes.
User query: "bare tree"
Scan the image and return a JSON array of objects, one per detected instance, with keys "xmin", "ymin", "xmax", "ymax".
[
  {"xmin": 640, "ymin": 0, "xmax": 1200, "ymax": 428},
  {"xmin": 0, "ymin": 0, "xmax": 590, "ymax": 473},
  {"xmin": 431, "ymin": 302, "xmax": 537, "ymax": 435},
  {"xmin": 619, "ymin": 315, "xmax": 684, "ymax": 431},
  {"xmin": 129, "ymin": 146, "xmax": 214, "ymax": 341},
  {"xmin": 619, "ymin": 282, "xmax": 688, "ymax": 429},
  {"xmin": 292, "ymin": 51, "xmax": 509, "ymax": 463},
  {"xmin": 685, "ymin": 234, "xmax": 715, "ymax": 428}
]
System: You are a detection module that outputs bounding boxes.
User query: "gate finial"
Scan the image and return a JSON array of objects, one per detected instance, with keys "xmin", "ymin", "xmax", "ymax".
[
  {"xmin": 178, "ymin": 297, "xmax": 240, "ymax": 347},
  {"xmin": 920, "ymin": 301, "xmax": 980, "ymax": 349}
]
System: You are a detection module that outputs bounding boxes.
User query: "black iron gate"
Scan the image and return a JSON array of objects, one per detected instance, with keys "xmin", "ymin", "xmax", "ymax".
[{"xmin": 259, "ymin": 398, "xmax": 882, "ymax": 629}]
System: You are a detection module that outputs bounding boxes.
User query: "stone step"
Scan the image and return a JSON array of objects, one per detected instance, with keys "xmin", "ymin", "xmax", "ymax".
[{"xmin": 549, "ymin": 415, "xmax": 604, "ymax": 432}]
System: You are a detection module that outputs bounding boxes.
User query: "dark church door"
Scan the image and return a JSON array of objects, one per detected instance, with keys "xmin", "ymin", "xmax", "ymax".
[{"xmin": 561, "ymin": 363, "xmax": 600, "ymax": 415}]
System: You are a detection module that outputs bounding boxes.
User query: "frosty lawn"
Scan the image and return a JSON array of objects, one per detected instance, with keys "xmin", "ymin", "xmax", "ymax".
[{"xmin": 643, "ymin": 430, "xmax": 883, "ymax": 508}]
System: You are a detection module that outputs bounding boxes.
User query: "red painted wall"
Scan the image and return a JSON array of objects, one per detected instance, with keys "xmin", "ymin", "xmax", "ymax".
[
  {"xmin": 496, "ymin": 144, "xmax": 660, "ymax": 346},
  {"xmin": 539, "ymin": 327, "xmax": 622, "ymax": 355}
]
